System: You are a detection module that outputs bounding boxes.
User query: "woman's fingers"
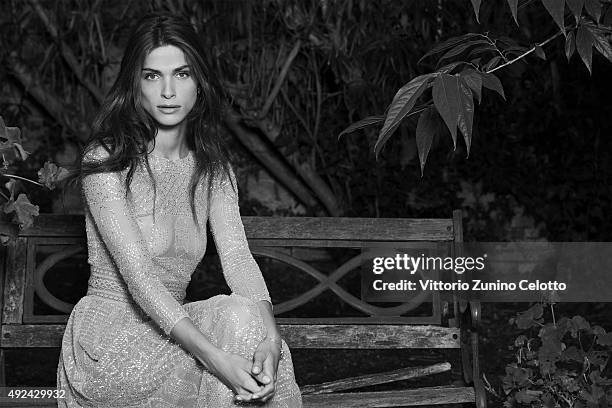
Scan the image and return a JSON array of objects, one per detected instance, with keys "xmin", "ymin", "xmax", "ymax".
[{"xmin": 251, "ymin": 349, "xmax": 266, "ymax": 376}]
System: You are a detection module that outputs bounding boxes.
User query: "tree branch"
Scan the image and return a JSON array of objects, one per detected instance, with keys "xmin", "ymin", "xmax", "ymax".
[
  {"xmin": 259, "ymin": 40, "xmax": 302, "ymax": 118},
  {"xmin": 486, "ymin": 30, "xmax": 565, "ymax": 74},
  {"xmin": 223, "ymin": 110, "xmax": 322, "ymax": 212},
  {"xmin": 27, "ymin": 0, "xmax": 104, "ymax": 104},
  {"xmin": 6, "ymin": 53, "xmax": 83, "ymax": 138}
]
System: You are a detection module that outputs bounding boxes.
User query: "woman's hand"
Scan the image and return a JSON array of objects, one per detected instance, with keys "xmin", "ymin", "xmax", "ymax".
[
  {"xmin": 249, "ymin": 336, "xmax": 282, "ymax": 403},
  {"xmin": 201, "ymin": 349, "xmax": 263, "ymax": 402}
]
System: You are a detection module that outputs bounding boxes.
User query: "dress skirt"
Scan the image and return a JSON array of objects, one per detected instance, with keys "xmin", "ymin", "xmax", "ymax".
[{"xmin": 57, "ymin": 293, "xmax": 302, "ymax": 407}]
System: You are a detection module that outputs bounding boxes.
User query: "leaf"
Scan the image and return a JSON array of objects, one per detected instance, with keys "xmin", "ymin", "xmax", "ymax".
[
  {"xmin": 438, "ymin": 40, "xmax": 491, "ymax": 64},
  {"xmin": 457, "ymin": 82, "xmax": 474, "ymax": 157},
  {"xmin": 0, "ymin": 116, "xmax": 24, "ymax": 158},
  {"xmin": 37, "ymin": 161, "xmax": 70, "ymax": 190},
  {"xmin": 375, "ymin": 74, "xmax": 433, "ymax": 157},
  {"xmin": 338, "ymin": 115, "xmax": 384, "ymax": 139},
  {"xmin": 415, "ymin": 107, "xmax": 438, "ymax": 175},
  {"xmin": 585, "ymin": 0, "xmax": 602, "ymax": 22},
  {"xmin": 3, "ymin": 193, "xmax": 39, "ymax": 230},
  {"xmin": 541, "ymin": 0, "xmax": 567, "ymax": 34},
  {"xmin": 4, "ymin": 179, "xmax": 15, "ymax": 200},
  {"xmin": 567, "ymin": 0, "xmax": 585, "ymax": 22},
  {"xmin": 432, "ymin": 74, "xmax": 461, "ymax": 149},
  {"xmin": 470, "ymin": 0, "xmax": 482, "ymax": 22},
  {"xmin": 460, "ymin": 69, "xmax": 483, "ymax": 104},
  {"xmin": 515, "ymin": 389, "xmax": 539, "ymax": 404},
  {"xmin": 534, "ymin": 44, "xmax": 547, "ymax": 60},
  {"xmin": 589, "ymin": 25, "xmax": 612, "ymax": 63},
  {"xmin": 419, "ymin": 33, "xmax": 483, "ymax": 63},
  {"xmin": 514, "ymin": 304, "xmax": 543, "ymax": 329},
  {"xmin": 483, "ymin": 55, "xmax": 502, "ymax": 71},
  {"xmin": 576, "ymin": 24, "xmax": 595, "ymax": 73},
  {"xmin": 507, "ymin": 0, "xmax": 519, "ymax": 25},
  {"xmin": 481, "ymin": 72, "xmax": 506, "ymax": 100},
  {"xmin": 566, "ymin": 30, "xmax": 577, "ymax": 60}
]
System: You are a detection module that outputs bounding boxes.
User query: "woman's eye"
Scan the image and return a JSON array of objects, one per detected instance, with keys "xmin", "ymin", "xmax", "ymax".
[
  {"xmin": 176, "ymin": 71, "xmax": 190, "ymax": 78},
  {"xmin": 144, "ymin": 73, "xmax": 159, "ymax": 80}
]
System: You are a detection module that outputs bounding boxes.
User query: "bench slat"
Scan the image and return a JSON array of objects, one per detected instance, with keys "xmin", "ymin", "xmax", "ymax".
[
  {"xmin": 0, "ymin": 386, "xmax": 475, "ymax": 408},
  {"xmin": 302, "ymin": 386, "xmax": 475, "ymax": 407},
  {"xmin": 1, "ymin": 324, "xmax": 460, "ymax": 349},
  {"xmin": 301, "ymin": 362, "xmax": 451, "ymax": 394},
  {"xmin": 20, "ymin": 215, "xmax": 455, "ymax": 241}
]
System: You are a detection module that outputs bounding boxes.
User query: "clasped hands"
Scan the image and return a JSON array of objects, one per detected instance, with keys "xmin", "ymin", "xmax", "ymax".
[{"xmin": 208, "ymin": 335, "xmax": 282, "ymax": 405}]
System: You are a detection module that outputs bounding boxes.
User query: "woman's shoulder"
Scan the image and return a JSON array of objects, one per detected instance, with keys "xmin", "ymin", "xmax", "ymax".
[{"xmin": 82, "ymin": 143, "xmax": 113, "ymax": 164}]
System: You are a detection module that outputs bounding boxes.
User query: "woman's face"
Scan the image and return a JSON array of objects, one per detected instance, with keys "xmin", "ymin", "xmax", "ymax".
[{"xmin": 140, "ymin": 45, "xmax": 197, "ymax": 129}]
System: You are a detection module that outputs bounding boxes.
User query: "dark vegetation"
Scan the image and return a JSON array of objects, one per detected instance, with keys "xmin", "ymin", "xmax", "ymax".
[{"xmin": 1, "ymin": 0, "xmax": 611, "ymax": 406}]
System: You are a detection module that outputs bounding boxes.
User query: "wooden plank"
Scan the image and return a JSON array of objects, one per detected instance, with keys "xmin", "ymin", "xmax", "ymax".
[
  {"xmin": 244, "ymin": 217, "xmax": 454, "ymax": 241},
  {"xmin": 2, "ymin": 238, "xmax": 27, "ymax": 324},
  {"xmin": 275, "ymin": 316, "xmax": 443, "ymax": 325},
  {"xmin": 18, "ymin": 215, "xmax": 84, "ymax": 237},
  {"xmin": 20, "ymin": 215, "xmax": 455, "ymax": 242},
  {"xmin": 0, "ymin": 399, "xmax": 56, "ymax": 407},
  {"xmin": 2, "ymin": 324, "xmax": 461, "ymax": 349},
  {"xmin": 301, "ymin": 362, "xmax": 451, "ymax": 395},
  {"xmin": 302, "ymin": 387, "xmax": 475, "ymax": 407}
]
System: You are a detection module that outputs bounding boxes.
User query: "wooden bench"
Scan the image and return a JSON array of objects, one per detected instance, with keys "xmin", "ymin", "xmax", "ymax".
[{"xmin": 0, "ymin": 212, "xmax": 486, "ymax": 407}]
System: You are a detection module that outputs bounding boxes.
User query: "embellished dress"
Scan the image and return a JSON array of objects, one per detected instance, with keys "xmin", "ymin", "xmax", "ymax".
[{"xmin": 56, "ymin": 146, "xmax": 302, "ymax": 407}]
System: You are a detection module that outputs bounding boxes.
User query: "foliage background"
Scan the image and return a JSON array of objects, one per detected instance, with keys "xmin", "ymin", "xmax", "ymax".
[{"xmin": 1, "ymin": 0, "xmax": 611, "ymax": 404}]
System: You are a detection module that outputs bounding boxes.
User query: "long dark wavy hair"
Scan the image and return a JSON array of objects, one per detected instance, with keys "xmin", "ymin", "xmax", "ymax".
[{"xmin": 71, "ymin": 12, "xmax": 232, "ymax": 230}]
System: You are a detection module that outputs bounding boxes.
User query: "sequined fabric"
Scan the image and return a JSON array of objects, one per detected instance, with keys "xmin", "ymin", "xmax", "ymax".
[{"xmin": 57, "ymin": 146, "xmax": 302, "ymax": 407}]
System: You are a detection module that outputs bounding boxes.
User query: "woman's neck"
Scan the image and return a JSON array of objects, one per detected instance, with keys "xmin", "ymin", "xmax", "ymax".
[{"xmin": 150, "ymin": 124, "xmax": 190, "ymax": 160}]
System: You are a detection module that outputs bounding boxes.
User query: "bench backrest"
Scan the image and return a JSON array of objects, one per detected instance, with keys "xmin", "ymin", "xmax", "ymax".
[{"xmin": 1, "ymin": 212, "xmax": 463, "ymax": 353}]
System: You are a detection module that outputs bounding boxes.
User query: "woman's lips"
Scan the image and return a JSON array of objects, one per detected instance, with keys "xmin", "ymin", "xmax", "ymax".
[{"xmin": 157, "ymin": 105, "xmax": 181, "ymax": 114}]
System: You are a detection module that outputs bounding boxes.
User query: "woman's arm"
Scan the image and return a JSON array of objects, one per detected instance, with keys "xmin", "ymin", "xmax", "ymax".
[
  {"xmin": 208, "ymin": 166, "xmax": 272, "ymax": 307},
  {"xmin": 208, "ymin": 166, "xmax": 283, "ymax": 402}
]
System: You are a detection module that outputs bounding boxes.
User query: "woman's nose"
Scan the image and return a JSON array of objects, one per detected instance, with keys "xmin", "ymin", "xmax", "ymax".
[{"xmin": 161, "ymin": 78, "xmax": 175, "ymax": 99}]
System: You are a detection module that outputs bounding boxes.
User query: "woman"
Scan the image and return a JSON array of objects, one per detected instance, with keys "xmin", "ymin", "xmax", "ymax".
[{"xmin": 57, "ymin": 12, "xmax": 302, "ymax": 407}]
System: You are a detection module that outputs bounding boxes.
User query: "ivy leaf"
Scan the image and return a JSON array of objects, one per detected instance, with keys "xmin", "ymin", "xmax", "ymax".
[
  {"xmin": 415, "ymin": 107, "xmax": 438, "ymax": 175},
  {"xmin": 432, "ymin": 74, "xmax": 460, "ymax": 149},
  {"xmin": 470, "ymin": 0, "xmax": 482, "ymax": 23},
  {"xmin": 375, "ymin": 74, "xmax": 433, "ymax": 158},
  {"xmin": 507, "ymin": 0, "xmax": 519, "ymax": 25},
  {"xmin": 514, "ymin": 304, "xmax": 543, "ymax": 329},
  {"xmin": 338, "ymin": 115, "xmax": 384, "ymax": 139},
  {"xmin": 541, "ymin": 0, "xmax": 567, "ymax": 34},
  {"xmin": 481, "ymin": 72, "xmax": 506, "ymax": 100},
  {"xmin": 4, "ymin": 179, "xmax": 16, "ymax": 201},
  {"xmin": 534, "ymin": 44, "xmax": 547, "ymax": 60},
  {"xmin": 460, "ymin": 69, "xmax": 483, "ymax": 104},
  {"xmin": 562, "ymin": 345, "xmax": 584, "ymax": 362},
  {"xmin": 0, "ymin": 116, "xmax": 26, "ymax": 160},
  {"xmin": 584, "ymin": 0, "xmax": 602, "ymax": 22},
  {"xmin": 457, "ymin": 81, "xmax": 474, "ymax": 157},
  {"xmin": 576, "ymin": 24, "xmax": 595, "ymax": 73},
  {"xmin": 3, "ymin": 193, "xmax": 39, "ymax": 230},
  {"xmin": 567, "ymin": 0, "xmax": 585, "ymax": 22},
  {"xmin": 569, "ymin": 315, "xmax": 591, "ymax": 336},
  {"xmin": 566, "ymin": 30, "xmax": 577, "ymax": 60},
  {"xmin": 37, "ymin": 161, "xmax": 70, "ymax": 190}
]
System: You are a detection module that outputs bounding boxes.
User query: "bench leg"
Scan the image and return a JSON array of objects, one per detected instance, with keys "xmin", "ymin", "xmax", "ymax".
[{"xmin": 0, "ymin": 349, "xmax": 5, "ymax": 387}]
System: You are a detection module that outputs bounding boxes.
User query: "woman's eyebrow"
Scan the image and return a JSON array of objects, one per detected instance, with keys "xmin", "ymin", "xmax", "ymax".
[{"xmin": 141, "ymin": 65, "xmax": 191, "ymax": 73}]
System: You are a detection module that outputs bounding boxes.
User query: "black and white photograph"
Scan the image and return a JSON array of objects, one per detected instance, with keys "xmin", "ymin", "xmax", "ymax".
[{"xmin": 0, "ymin": 1, "xmax": 611, "ymax": 407}]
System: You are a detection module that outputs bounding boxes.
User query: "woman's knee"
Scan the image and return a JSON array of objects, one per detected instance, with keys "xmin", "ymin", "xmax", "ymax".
[{"xmin": 213, "ymin": 294, "xmax": 263, "ymax": 335}]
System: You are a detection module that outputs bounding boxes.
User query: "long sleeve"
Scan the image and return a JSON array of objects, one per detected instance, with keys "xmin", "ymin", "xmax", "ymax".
[
  {"xmin": 82, "ymin": 146, "xmax": 189, "ymax": 335},
  {"xmin": 209, "ymin": 167, "xmax": 271, "ymax": 304}
]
